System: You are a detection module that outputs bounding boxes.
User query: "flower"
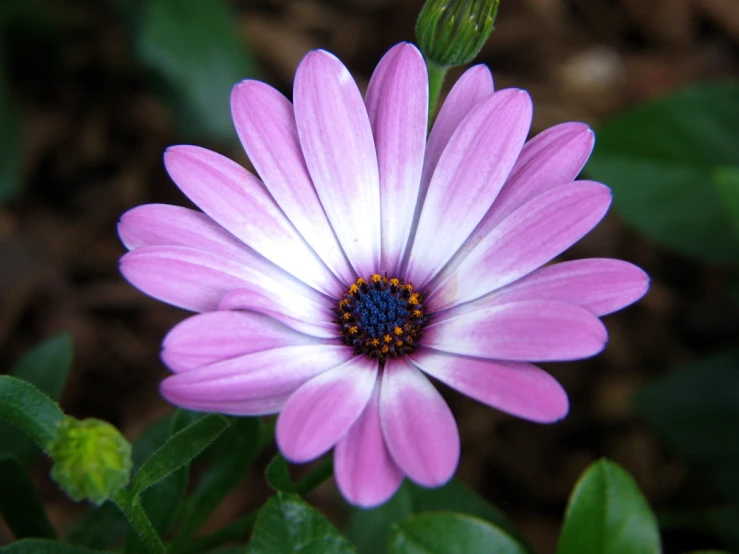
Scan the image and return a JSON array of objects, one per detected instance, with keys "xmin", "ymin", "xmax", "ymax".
[{"xmin": 118, "ymin": 43, "xmax": 649, "ymax": 508}]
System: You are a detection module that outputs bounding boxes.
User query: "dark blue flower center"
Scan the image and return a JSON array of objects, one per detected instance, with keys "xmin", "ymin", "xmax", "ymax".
[{"xmin": 337, "ymin": 274, "xmax": 429, "ymax": 361}]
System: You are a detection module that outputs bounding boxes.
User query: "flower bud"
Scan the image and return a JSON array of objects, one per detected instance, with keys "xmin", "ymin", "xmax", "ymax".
[
  {"xmin": 416, "ymin": 0, "xmax": 500, "ymax": 67},
  {"xmin": 48, "ymin": 417, "xmax": 132, "ymax": 504}
]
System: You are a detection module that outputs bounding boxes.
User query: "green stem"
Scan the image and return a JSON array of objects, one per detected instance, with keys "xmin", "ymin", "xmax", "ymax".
[
  {"xmin": 113, "ymin": 491, "xmax": 166, "ymax": 554},
  {"xmin": 427, "ymin": 60, "xmax": 449, "ymax": 127}
]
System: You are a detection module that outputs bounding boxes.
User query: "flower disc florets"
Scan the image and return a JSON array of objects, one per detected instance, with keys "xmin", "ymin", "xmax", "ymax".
[{"xmin": 338, "ymin": 274, "xmax": 429, "ymax": 361}]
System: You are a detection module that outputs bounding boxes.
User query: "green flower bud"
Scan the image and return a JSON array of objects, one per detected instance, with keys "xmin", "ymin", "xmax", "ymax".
[
  {"xmin": 48, "ymin": 417, "xmax": 132, "ymax": 504},
  {"xmin": 416, "ymin": 0, "xmax": 500, "ymax": 67}
]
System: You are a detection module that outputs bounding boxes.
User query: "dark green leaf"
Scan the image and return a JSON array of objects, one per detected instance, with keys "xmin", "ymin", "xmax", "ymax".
[
  {"xmin": 246, "ymin": 492, "xmax": 357, "ymax": 554},
  {"xmin": 0, "ymin": 540, "xmax": 104, "ymax": 554},
  {"xmin": 388, "ymin": 512, "xmax": 527, "ymax": 554},
  {"xmin": 586, "ymin": 83, "xmax": 739, "ymax": 263},
  {"xmin": 714, "ymin": 167, "xmax": 739, "ymax": 240},
  {"xmin": 174, "ymin": 417, "xmax": 261, "ymax": 540},
  {"xmin": 136, "ymin": 0, "xmax": 257, "ymax": 142},
  {"xmin": 266, "ymin": 452, "xmax": 335, "ymax": 498},
  {"xmin": 635, "ymin": 349, "xmax": 739, "ymax": 502},
  {"xmin": 0, "ymin": 456, "xmax": 56, "ymax": 539},
  {"xmin": 0, "ymin": 62, "xmax": 21, "ymax": 202},
  {"xmin": 0, "ymin": 334, "xmax": 73, "ymax": 465},
  {"xmin": 347, "ymin": 479, "xmax": 528, "ymax": 554},
  {"xmin": 66, "ymin": 501, "xmax": 128, "ymax": 549},
  {"xmin": 557, "ymin": 459, "xmax": 660, "ymax": 554},
  {"xmin": 124, "ymin": 411, "xmax": 206, "ymax": 553},
  {"xmin": 129, "ymin": 414, "xmax": 229, "ymax": 497},
  {"xmin": 10, "ymin": 333, "xmax": 73, "ymax": 399},
  {"xmin": 0, "ymin": 375, "xmax": 64, "ymax": 450}
]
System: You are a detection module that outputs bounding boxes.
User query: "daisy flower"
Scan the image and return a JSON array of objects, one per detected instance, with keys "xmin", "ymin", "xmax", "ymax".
[{"xmin": 118, "ymin": 43, "xmax": 649, "ymax": 507}]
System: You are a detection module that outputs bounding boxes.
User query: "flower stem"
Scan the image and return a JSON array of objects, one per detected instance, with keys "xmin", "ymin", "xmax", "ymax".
[{"xmin": 427, "ymin": 60, "xmax": 449, "ymax": 127}]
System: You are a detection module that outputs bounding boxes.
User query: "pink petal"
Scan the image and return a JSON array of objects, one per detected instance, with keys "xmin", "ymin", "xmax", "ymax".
[
  {"xmin": 164, "ymin": 145, "xmax": 343, "ymax": 297},
  {"xmin": 380, "ymin": 358, "xmax": 459, "ymax": 487},
  {"xmin": 422, "ymin": 299, "xmax": 607, "ymax": 362},
  {"xmin": 422, "ymin": 64, "xmax": 494, "ymax": 195},
  {"xmin": 276, "ymin": 356, "xmax": 378, "ymax": 463},
  {"xmin": 294, "ymin": 50, "xmax": 381, "ymax": 278},
  {"xmin": 231, "ymin": 81, "xmax": 356, "ymax": 286},
  {"xmin": 334, "ymin": 375, "xmax": 404, "ymax": 507},
  {"xmin": 160, "ymin": 344, "xmax": 353, "ymax": 411},
  {"xmin": 218, "ymin": 288, "xmax": 338, "ymax": 339},
  {"xmin": 409, "ymin": 348, "xmax": 568, "ymax": 423},
  {"xmin": 487, "ymin": 122, "xmax": 595, "ymax": 229},
  {"xmin": 118, "ymin": 204, "xmax": 249, "ymax": 261},
  {"xmin": 365, "ymin": 43, "xmax": 428, "ymax": 275},
  {"xmin": 161, "ymin": 311, "xmax": 326, "ymax": 373},
  {"xmin": 120, "ymin": 245, "xmax": 331, "ymax": 314},
  {"xmin": 160, "ymin": 394, "xmax": 291, "ymax": 417},
  {"xmin": 429, "ymin": 181, "xmax": 612, "ymax": 311},
  {"xmin": 433, "ymin": 123, "xmax": 596, "ymax": 281},
  {"xmin": 460, "ymin": 258, "xmax": 650, "ymax": 317},
  {"xmin": 406, "ymin": 89, "xmax": 532, "ymax": 288}
]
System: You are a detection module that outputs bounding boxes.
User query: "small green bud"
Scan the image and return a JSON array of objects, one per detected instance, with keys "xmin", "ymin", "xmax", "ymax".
[
  {"xmin": 48, "ymin": 417, "xmax": 132, "ymax": 504},
  {"xmin": 416, "ymin": 0, "xmax": 500, "ymax": 67}
]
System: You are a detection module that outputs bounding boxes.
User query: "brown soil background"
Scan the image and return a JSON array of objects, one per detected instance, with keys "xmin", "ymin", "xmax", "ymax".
[{"xmin": 2, "ymin": 0, "xmax": 739, "ymax": 552}]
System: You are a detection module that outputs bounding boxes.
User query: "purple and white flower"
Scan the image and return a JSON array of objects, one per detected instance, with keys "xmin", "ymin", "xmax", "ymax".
[{"xmin": 118, "ymin": 43, "xmax": 649, "ymax": 507}]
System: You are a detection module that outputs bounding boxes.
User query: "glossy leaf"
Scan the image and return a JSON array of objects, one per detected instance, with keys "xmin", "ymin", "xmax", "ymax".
[
  {"xmin": 136, "ymin": 0, "xmax": 257, "ymax": 142},
  {"xmin": 636, "ymin": 349, "xmax": 739, "ymax": 502},
  {"xmin": 0, "ymin": 375, "xmax": 64, "ymax": 449},
  {"xmin": 557, "ymin": 459, "xmax": 660, "ymax": 554},
  {"xmin": 129, "ymin": 413, "xmax": 229, "ymax": 497},
  {"xmin": 0, "ymin": 540, "xmax": 102, "ymax": 554},
  {"xmin": 246, "ymin": 492, "xmax": 357, "ymax": 554},
  {"xmin": 347, "ymin": 479, "xmax": 528, "ymax": 554},
  {"xmin": 0, "ymin": 456, "xmax": 56, "ymax": 539},
  {"xmin": 389, "ymin": 512, "xmax": 527, "ymax": 554},
  {"xmin": 0, "ymin": 334, "xmax": 73, "ymax": 465},
  {"xmin": 586, "ymin": 83, "xmax": 739, "ymax": 263}
]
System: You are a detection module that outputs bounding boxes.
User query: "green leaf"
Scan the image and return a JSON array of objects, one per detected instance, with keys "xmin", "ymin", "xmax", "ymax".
[
  {"xmin": 635, "ymin": 349, "xmax": 739, "ymax": 502},
  {"xmin": 714, "ymin": 166, "xmax": 739, "ymax": 240},
  {"xmin": 0, "ymin": 540, "xmax": 104, "ymax": 554},
  {"xmin": 136, "ymin": 0, "xmax": 257, "ymax": 142},
  {"xmin": 129, "ymin": 413, "xmax": 229, "ymax": 497},
  {"xmin": 0, "ymin": 455, "xmax": 56, "ymax": 539},
  {"xmin": 0, "ymin": 375, "xmax": 65, "ymax": 449},
  {"xmin": 66, "ymin": 501, "xmax": 128, "ymax": 549},
  {"xmin": 0, "ymin": 334, "xmax": 73, "ymax": 465},
  {"xmin": 557, "ymin": 459, "xmax": 661, "ymax": 554},
  {"xmin": 246, "ymin": 492, "xmax": 357, "ymax": 554},
  {"xmin": 586, "ymin": 82, "xmax": 739, "ymax": 263},
  {"xmin": 266, "ymin": 452, "xmax": 334, "ymax": 498},
  {"xmin": 174, "ymin": 417, "xmax": 261, "ymax": 540},
  {"xmin": 347, "ymin": 479, "xmax": 528, "ymax": 554},
  {"xmin": 0, "ymin": 61, "xmax": 21, "ymax": 202},
  {"xmin": 389, "ymin": 512, "xmax": 526, "ymax": 554},
  {"xmin": 10, "ymin": 333, "xmax": 73, "ymax": 399}
]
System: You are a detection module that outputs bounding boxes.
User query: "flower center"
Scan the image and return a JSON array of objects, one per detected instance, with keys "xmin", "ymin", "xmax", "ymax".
[{"xmin": 337, "ymin": 274, "xmax": 429, "ymax": 361}]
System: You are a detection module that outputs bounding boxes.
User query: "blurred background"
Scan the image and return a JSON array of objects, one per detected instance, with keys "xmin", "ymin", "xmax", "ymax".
[{"xmin": 1, "ymin": 0, "xmax": 738, "ymax": 552}]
